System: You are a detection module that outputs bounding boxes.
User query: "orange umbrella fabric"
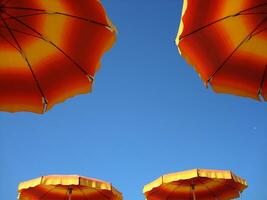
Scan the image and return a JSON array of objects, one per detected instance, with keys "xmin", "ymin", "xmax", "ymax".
[
  {"xmin": 177, "ymin": 0, "xmax": 267, "ymax": 100},
  {"xmin": 0, "ymin": 0, "xmax": 116, "ymax": 114},
  {"xmin": 18, "ymin": 175, "xmax": 122, "ymax": 200},
  {"xmin": 143, "ymin": 169, "xmax": 248, "ymax": 200}
]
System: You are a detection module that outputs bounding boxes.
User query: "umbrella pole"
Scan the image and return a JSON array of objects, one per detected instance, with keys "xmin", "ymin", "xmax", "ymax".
[
  {"xmin": 191, "ymin": 185, "xmax": 196, "ymax": 200},
  {"xmin": 68, "ymin": 187, "xmax": 73, "ymax": 200}
]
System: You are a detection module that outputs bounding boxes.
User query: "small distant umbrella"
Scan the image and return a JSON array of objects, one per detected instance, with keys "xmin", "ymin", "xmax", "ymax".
[
  {"xmin": 0, "ymin": 0, "xmax": 116, "ymax": 114},
  {"xmin": 177, "ymin": 0, "xmax": 267, "ymax": 100},
  {"xmin": 18, "ymin": 175, "xmax": 122, "ymax": 200},
  {"xmin": 143, "ymin": 169, "xmax": 248, "ymax": 200}
]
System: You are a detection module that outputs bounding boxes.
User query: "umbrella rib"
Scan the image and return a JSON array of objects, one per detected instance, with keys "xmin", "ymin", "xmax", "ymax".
[
  {"xmin": 179, "ymin": 2, "xmax": 267, "ymax": 40},
  {"xmin": 3, "ymin": 10, "xmax": 94, "ymax": 81},
  {"xmin": 144, "ymin": 176, "xmax": 165, "ymax": 198},
  {"xmin": 1, "ymin": 6, "xmax": 112, "ymax": 29},
  {"xmin": 78, "ymin": 186, "xmax": 95, "ymax": 200},
  {"xmin": 20, "ymin": 185, "xmax": 59, "ymax": 200},
  {"xmin": 180, "ymin": 15, "xmax": 233, "ymax": 40},
  {"xmin": 165, "ymin": 180, "xmax": 187, "ymax": 200},
  {"xmin": 207, "ymin": 16, "xmax": 267, "ymax": 83},
  {"xmin": 241, "ymin": 12, "xmax": 267, "ymax": 16},
  {"xmin": 0, "ymin": 25, "xmax": 42, "ymax": 39},
  {"xmin": 1, "ymin": 6, "xmax": 45, "ymax": 12},
  {"xmin": 79, "ymin": 186, "xmax": 111, "ymax": 200},
  {"xmin": 38, "ymin": 185, "xmax": 60, "ymax": 200},
  {"xmin": 2, "ymin": 11, "xmax": 49, "ymax": 21},
  {"xmin": 63, "ymin": 187, "xmax": 70, "ymax": 200},
  {"xmin": 0, "ymin": 15, "xmax": 21, "ymax": 50},
  {"xmin": 252, "ymin": 26, "xmax": 267, "ymax": 36},
  {"xmin": 0, "ymin": 14, "xmax": 48, "ymax": 112},
  {"xmin": 145, "ymin": 179, "xmax": 186, "ymax": 199},
  {"xmin": 211, "ymin": 179, "xmax": 242, "ymax": 194},
  {"xmin": 0, "ymin": 31, "xmax": 20, "ymax": 51},
  {"xmin": 50, "ymin": 12, "xmax": 111, "ymax": 28},
  {"xmin": 196, "ymin": 179, "xmax": 218, "ymax": 199}
]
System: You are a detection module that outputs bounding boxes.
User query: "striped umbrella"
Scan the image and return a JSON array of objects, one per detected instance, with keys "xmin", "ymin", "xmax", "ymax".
[
  {"xmin": 143, "ymin": 169, "xmax": 248, "ymax": 200},
  {"xmin": 0, "ymin": 0, "xmax": 116, "ymax": 114},
  {"xmin": 18, "ymin": 175, "xmax": 122, "ymax": 200},
  {"xmin": 177, "ymin": 0, "xmax": 267, "ymax": 101}
]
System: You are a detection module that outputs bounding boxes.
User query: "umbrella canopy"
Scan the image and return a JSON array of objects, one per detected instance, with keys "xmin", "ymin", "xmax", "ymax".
[
  {"xmin": 177, "ymin": 0, "xmax": 267, "ymax": 100},
  {"xmin": 18, "ymin": 175, "xmax": 122, "ymax": 200},
  {"xmin": 0, "ymin": 0, "xmax": 116, "ymax": 114},
  {"xmin": 143, "ymin": 169, "xmax": 248, "ymax": 200}
]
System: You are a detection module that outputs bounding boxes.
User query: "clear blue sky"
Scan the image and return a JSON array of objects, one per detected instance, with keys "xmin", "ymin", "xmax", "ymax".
[{"xmin": 0, "ymin": 1, "xmax": 266, "ymax": 200}]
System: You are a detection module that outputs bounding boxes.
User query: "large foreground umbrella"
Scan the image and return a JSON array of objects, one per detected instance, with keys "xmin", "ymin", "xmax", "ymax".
[
  {"xmin": 18, "ymin": 175, "xmax": 122, "ymax": 200},
  {"xmin": 0, "ymin": 0, "xmax": 116, "ymax": 114},
  {"xmin": 177, "ymin": 0, "xmax": 267, "ymax": 100},
  {"xmin": 143, "ymin": 169, "xmax": 248, "ymax": 200}
]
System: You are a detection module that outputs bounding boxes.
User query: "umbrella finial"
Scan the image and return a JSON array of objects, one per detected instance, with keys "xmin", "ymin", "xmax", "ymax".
[
  {"xmin": 258, "ymin": 65, "xmax": 267, "ymax": 101},
  {"xmin": 87, "ymin": 75, "xmax": 95, "ymax": 83}
]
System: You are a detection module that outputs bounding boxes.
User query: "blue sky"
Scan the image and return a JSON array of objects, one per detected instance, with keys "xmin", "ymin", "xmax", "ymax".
[{"xmin": 0, "ymin": 1, "xmax": 266, "ymax": 200}]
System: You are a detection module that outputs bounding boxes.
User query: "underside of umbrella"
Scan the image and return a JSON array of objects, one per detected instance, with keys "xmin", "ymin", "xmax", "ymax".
[
  {"xmin": 177, "ymin": 0, "xmax": 267, "ymax": 101},
  {"xmin": 0, "ymin": 0, "xmax": 116, "ymax": 114},
  {"xmin": 143, "ymin": 169, "xmax": 248, "ymax": 200},
  {"xmin": 18, "ymin": 175, "xmax": 122, "ymax": 200}
]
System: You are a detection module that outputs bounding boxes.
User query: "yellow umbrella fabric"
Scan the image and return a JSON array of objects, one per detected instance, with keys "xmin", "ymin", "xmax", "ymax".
[
  {"xmin": 143, "ymin": 169, "xmax": 248, "ymax": 200},
  {"xmin": 18, "ymin": 175, "xmax": 122, "ymax": 200}
]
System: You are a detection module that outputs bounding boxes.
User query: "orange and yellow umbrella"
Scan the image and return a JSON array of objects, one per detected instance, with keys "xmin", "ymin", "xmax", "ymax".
[
  {"xmin": 0, "ymin": 0, "xmax": 116, "ymax": 114},
  {"xmin": 143, "ymin": 169, "xmax": 248, "ymax": 200},
  {"xmin": 18, "ymin": 175, "xmax": 122, "ymax": 200},
  {"xmin": 177, "ymin": 0, "xmax": 267, "ymax": 100}
]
